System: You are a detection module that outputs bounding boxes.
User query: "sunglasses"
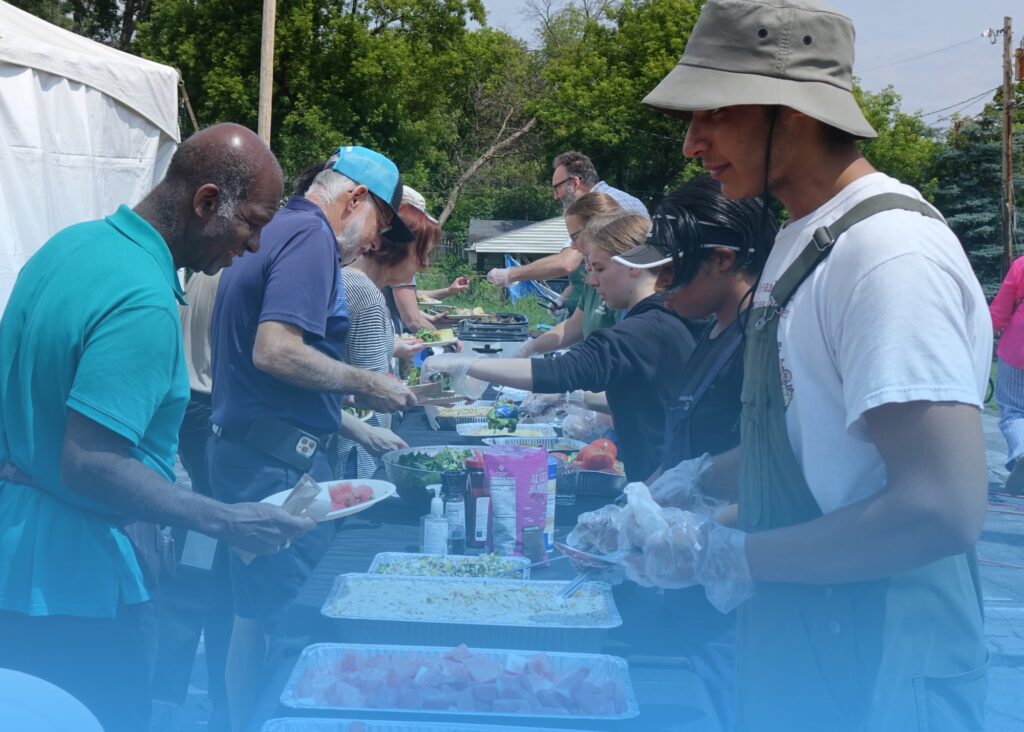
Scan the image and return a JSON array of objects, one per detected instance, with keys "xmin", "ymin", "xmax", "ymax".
[{"xmin": 369, "ymin": 194, "xmax": 393, "ymax": 237}]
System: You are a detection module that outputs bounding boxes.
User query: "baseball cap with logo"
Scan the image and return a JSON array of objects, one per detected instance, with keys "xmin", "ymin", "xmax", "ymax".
[
  {"xmin": 330, "ymin": 145, "xmax": 414, "ymax": 243},
  {"xmin": 643, "ymin": 0, "xmax": 876, "ymax": 139}
]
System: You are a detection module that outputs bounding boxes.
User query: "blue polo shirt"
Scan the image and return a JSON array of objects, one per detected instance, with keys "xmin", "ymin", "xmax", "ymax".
[
  {"xmin": 211, "ymin": 196, "xmax": 349, "ymax": 435},
  {"xmin": 0, "ymin": 205, "xmax": 189, "ymax": 617}
]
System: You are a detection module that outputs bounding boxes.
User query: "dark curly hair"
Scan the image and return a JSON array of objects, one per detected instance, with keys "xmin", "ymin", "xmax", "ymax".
[{"xmin": 650, "ymin": 176, "xmax": 777, "ymax": 290}]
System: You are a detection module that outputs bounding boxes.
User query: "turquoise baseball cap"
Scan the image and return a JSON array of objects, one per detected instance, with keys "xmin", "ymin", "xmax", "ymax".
[{"xmin": 330, "ymin": 145, "xmax": 414, "ymax": 243}]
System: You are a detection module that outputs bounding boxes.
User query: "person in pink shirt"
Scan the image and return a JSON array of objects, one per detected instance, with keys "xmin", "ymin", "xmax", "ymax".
[{"xmin": 990, "ymin": 255, "xmax": 1024, "ymax": 493}]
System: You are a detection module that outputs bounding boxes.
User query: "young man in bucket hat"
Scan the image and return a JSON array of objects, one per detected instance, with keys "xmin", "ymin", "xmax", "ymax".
[{"xmin": 569, "ymin": 1, "xmax": 991, "ymax": 729}]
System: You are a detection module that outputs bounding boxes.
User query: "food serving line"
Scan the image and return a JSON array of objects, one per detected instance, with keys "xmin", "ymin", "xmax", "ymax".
[{"xmin": 244, "ymin": 395, "xmax": 723, "ymax": 732}]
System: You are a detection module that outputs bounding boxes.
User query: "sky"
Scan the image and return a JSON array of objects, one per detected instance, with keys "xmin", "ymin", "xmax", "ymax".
[{"xmin": 480, "ymin": 0, "xmax": 1016, "ymax": 127}]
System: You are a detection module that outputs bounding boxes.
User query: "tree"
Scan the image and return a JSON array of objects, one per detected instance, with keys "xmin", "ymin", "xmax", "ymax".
[
  {"xmin": 10, "ymin": 0, "xmax": 152, "ymax": 50},
  {"xmin": 853, "ymin": 84, "xmax": 942, "ymax": 200},
  {"xmin": 931, "ymin": 82, "xmax": 1024, "ymax": 293},
  {"xmin": 530, "ymin": 0, "xmax": 705, "ymax": 206}
]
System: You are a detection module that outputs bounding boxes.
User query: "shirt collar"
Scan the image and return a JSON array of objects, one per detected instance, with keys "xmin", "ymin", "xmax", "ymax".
[{"xmin": 105, "ymin": 205, "xmax": 187, "ymax": 305}]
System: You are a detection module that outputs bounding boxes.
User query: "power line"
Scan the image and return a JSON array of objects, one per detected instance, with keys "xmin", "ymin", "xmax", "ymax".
[
  {"xmin": 858, "ymin": 35, "xmax": 985, "ymax": 73},
  {"xmin": 920, "ymin": 87, "xmax": 1000, "ymax": 117}
]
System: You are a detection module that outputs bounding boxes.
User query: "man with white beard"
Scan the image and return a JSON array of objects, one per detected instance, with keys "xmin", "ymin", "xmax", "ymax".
[{"xmin": 207, "ymin": 145, "xmax": 416, "ymax": 729}]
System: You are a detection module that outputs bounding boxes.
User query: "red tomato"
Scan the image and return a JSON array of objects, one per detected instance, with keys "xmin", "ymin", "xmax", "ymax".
[
  {"xmin": 589, "ymin": 438, "xmax": 617, "ymax": 459},
  {"xmin": 576, "ymin": 445, "xmax": 616, "ymax": 471}
]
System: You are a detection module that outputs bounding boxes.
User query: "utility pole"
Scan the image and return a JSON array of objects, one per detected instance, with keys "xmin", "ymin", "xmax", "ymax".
[
  {"xmin": 257, "ymin": 0, "xmax": 277, "ymax": 145},
  {"xmin": 1002, "ymin": 16, "xmax": 1016, "ymax": 276}
]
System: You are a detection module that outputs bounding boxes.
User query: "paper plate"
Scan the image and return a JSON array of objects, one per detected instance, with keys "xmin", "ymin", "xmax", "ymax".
[
  {"xmin": 417, "ymin": 337, "xmax": 459, "ymax": 348},
  {"xmin": 261, "ymin": 479, "xmax": 396, "ymax": 522}
]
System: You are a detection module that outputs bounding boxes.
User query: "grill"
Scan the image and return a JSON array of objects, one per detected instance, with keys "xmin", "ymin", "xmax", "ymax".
[{"xmin": 457, "ymin": 312, "xmax": 530, "ymax": 356}]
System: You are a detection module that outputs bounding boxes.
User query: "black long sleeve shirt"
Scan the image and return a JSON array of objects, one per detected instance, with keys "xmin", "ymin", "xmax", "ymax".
[{"xmin": 531, "ymin": 295, "xmax": 697, "ymax": 481}]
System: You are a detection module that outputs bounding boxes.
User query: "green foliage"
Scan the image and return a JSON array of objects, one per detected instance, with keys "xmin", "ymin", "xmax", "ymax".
[
  {"xmin": 932, "ymin": 82, "xmax": 1024, "ymax": 293},
  {"xmin": 532, "ymin": 0, "xmax": 704, "ymax": 204},
  {"xmin": 853, "ymin": 84, "xmax": 941, "ymax": 200}
]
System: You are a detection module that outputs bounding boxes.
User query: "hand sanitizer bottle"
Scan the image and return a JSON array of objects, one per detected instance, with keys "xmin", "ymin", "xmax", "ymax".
[{"xmin": 420, "ymin": 484, "xmax": 448, "ymax": 555}]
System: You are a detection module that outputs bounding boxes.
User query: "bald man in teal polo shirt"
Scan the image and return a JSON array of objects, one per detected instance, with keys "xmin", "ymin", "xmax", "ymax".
[{"xmin": 0, "ymin": 124, "xmax": 314, "ymax": 732}]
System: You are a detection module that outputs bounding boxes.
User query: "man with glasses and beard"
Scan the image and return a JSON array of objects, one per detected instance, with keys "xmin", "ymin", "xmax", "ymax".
[
  {"xmin": 486, "ymin": 151, "xmax": 647, "ymax": 296},
  {"xmin": 207, "ymin": 145, "xmax": 417, "ymax": 730}
]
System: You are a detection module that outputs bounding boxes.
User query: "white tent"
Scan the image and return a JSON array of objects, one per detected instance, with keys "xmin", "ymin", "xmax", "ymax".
[{"xmin": 0, "ymin": 1, "xmax": 180, "ymax": 313}]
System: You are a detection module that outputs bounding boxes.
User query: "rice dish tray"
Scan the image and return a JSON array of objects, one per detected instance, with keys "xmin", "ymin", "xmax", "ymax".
[{"xmin": 324, "ymin": 576, "xmax": 609, "ymax": 626}]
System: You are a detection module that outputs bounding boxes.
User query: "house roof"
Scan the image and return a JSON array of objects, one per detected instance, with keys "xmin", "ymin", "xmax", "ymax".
[{"xmin": 469, "ymin": 216, "xmax": 568, "ymax": 255}]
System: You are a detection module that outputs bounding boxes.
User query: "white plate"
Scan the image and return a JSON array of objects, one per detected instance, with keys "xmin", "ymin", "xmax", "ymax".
[{"xmin": 261, "ymin": 479, "xmax": 396, "ymax": 522}]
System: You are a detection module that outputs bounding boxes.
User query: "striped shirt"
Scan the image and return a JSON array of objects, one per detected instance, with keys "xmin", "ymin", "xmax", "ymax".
[{"xmin": 329, "ymin": 268, "xmax": 394, "ymax": 479}]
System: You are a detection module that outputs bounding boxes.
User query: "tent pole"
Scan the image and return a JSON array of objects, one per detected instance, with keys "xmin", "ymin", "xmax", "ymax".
[{"xmin": 257, "ymin": 0, "xmax": 277, "ymax": 145}]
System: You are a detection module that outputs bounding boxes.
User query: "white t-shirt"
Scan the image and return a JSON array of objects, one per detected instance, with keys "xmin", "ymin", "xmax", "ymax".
[{"xmin": 753, "ymin": 172, "xmax": 991, "ymax": 515}]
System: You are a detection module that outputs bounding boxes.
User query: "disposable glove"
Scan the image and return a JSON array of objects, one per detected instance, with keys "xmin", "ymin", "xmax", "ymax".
[
  {"xmin": 486, "ymin": 268, "xmax": 512, "ymax": 287},
  {"xmin": 648, "ymin": 453, "xmax": 726, "ymax": 515},
  {"xmin": 568, "ymin": 483, "xmax": 753, "ymax": 613},
  {"xmin": 422, "ymin": 353, "xmax": 488, "ymax": 399}
]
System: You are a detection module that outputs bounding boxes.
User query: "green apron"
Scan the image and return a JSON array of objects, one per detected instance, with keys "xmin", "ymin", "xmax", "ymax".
[{"xmin": 736, "ymin": 194, "xmax": 988, "ymax": 731}]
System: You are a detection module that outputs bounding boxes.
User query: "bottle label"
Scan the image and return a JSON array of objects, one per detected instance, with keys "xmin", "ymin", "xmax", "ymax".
[
  {"xmin": 445, "ymin": 501, "xmax": 466, "ymax": 540},
  {"xmin": 474, "ymin": 497, "xmax": 491, "ymax": 542},
  {"xmin": 423, "ymin": 519, "xmax": 448, "ymax": 555}
]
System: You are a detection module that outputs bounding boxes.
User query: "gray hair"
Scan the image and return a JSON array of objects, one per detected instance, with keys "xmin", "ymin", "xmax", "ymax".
[{"xmin": 304, "ymin": 156, "xmax": 357, "ymax": 203}]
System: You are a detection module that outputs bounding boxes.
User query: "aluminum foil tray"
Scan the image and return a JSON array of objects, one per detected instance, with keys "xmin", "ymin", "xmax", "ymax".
[
  {"xmin": 321, "ymin": 574, "xmax": 620, "ymax": 652},
  {"xmin": 366, "ymin": 552, "xmax": 532, "ymax": 580},
  {"xmin": 557, "ymin": 468, "xmax": 628, "ymax": 497},
  {"xmin": 280, "ymin": 642, "xmax": 639, "ymax": 722}
]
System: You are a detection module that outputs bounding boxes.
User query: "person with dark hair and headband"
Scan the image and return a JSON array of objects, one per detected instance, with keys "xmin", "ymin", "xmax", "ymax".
[
  {"xmin": 620, "ymin": 176, "xmax": 777, "ymax": 477},
  {"xmin": 0, "ymin": 123, "xmax": 315, "ymax": 732},
  {"xmin": 569, "ymin": 2, "xmax": 991, "ymax": 730},
  {"xmin": 612, "ymin": 175, "xmax": 776, "ymax": 729}
]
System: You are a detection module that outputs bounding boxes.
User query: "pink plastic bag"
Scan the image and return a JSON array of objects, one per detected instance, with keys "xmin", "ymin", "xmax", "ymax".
[{"xmin": 482, "ymin": 447, "xmax": 548, "ymax": 557}]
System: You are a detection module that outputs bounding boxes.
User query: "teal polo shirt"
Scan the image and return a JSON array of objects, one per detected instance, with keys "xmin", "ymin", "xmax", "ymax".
[{"xmin": 0, "ymin": 205, "xmax": 189, "ymax": 617}]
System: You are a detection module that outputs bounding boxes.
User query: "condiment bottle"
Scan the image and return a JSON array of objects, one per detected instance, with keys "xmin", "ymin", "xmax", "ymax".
[
  {"xmin": 544, "ymin": 456, "xmax": 558, "ymax": 551},
  {"xmin": 420, "ymin": 484, "xmax": 448, "ymax": 555},
  {"xmin": 441, "ymin": 470, "xmax": 467, "ymax": 555},
  {"xmin": 464, "ymin": 455, "xmax": 491, "ymax": 551}
]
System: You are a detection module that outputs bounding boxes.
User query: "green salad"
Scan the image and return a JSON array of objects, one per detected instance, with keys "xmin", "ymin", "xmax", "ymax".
[
  {"xmin": 395, "ymin": 448, "xmax": 474, "ymax": 472},
  {"xmin": 416, "ymin": 328, "xmax": 441, "ymax": 343}
]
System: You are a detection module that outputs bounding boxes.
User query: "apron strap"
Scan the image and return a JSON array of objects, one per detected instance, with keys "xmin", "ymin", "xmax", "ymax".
[
  {"xmin": 680, "ymin": 324, "xmax": 744, "ymax": 410},
  {"xmin": 770, "ymin": 193, "xmax": 944, "ymax": 310}
]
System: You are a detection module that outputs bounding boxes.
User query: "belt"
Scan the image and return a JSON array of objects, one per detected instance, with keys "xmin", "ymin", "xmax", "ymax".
[{"xmin": 210, "ymin": 418, "xmax": 332, "ymax": 472}]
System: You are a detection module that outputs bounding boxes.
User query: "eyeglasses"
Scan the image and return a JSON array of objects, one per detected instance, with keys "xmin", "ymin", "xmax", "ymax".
[
  {"xmin": 369, "ymin": 194, "xmax": 393, "ymax": 237},
  {"xmin": 552, "ymin": 176, "xmax": 578, "ymax": 192}
]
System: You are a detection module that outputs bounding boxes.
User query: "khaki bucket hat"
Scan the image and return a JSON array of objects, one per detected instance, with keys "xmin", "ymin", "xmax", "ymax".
[{"xmin": 643, "ymin": 0, "xmax": 877, "ymax": 139}]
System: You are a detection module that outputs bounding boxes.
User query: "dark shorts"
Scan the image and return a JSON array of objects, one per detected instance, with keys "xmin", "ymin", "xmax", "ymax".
[
  {"xmin": 206, "ymin": 434, "xmax": 334, "ymax": 631},
  {"xmin": 0, "ymin": 602, "xmax": 158, "ymax": 732}
]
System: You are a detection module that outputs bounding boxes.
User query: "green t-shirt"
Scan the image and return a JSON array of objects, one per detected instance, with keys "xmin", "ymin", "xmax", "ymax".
[
  {"xmin": 579, "ymin": 280, "xmax": 621, "ymax": 337},
  {"xmin": 0, "ymin": 205, "xmax": 188, "ymax": 617}
]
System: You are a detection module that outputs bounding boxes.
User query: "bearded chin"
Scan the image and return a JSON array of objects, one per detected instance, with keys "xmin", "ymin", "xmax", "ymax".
[{"xmin": 336, "ymin": 204, "xmax": 372, "ymax": 265}]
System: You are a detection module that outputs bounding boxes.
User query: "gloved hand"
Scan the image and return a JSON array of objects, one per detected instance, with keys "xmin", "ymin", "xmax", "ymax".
[
  {"xmin": 422, "ymin": 353, "xmax": 488, "ymax": 399},
  {"xmin": 504, "ymin": 340, "xmax": 536, "ymax": 359},
  {"xmin": 568, "ymin": 483, "xmax": 753, "ymax": 613},
  {"xmin": 521, "ymin": 391, "xmax": 561, "ymax": 417},
  {"xmin": 648, "ymin": 453, "xmax": 725, "ymax": 515},
  {"xmin": 486, "ymin": 268, "xmax": 512, "ymax": 287}
]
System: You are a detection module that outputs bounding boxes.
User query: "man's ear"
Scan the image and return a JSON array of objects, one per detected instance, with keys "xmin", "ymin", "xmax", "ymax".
[
  {"xmin": 192, "ymin": 183, "xmax": 220, "ymax": 220},
  {"xmin": 348, "ymin": 184, "xmax": 369, "ymax": 210}
]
